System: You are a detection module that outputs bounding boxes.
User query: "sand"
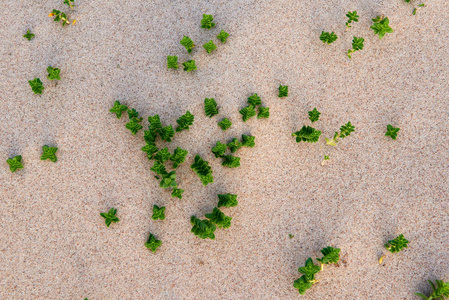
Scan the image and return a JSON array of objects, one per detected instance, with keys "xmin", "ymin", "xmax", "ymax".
[{"xmin": 1, "ymin": 0, "xmax": 448, "ymax": 299}]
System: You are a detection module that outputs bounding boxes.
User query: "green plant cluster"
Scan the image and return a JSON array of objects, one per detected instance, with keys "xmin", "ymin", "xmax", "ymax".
[
  {"xmin": 49, "ymin": 9, "xmax": 70, "ymax": 26},
  {"xmin": 240, "ymin": 93, "xmax": 269, "ymax": 122},
  {"xmin": 385, "ymin": 234, "xmax": 409, "ymax": 253},
  {"xmin": 415, "ymin": 280, "xmax": 449, "ymax": 300},
  {"xmin": 100, "ymin": 208, "xmax": 119, "ymax": 227},
  {"xmin": 218, "ymin": 118, "xmax": 232, "ymax": 131},
  {"xmin": 211, "ymin": 134, "xmax": 255, "ymax": 168},
  {"xmin": 190, "ymin": 154, "xmax": 214, "ymax": 185},
  {"xmin": 28, "ymin": 65, "xmax": 62, "ymax": 95}
]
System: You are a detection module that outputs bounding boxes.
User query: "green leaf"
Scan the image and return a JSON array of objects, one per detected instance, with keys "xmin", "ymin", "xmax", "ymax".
[
  {"xmin": 160, "ymin": 171, "xmax": 177, "ymax": 188},
  {"xmin": 371, "ymin": 16, "xmax": 393, "ymax": 39},
  {"xmin": 23, "ymin": 30, "xmax": 35, "ymax": 41},
  {"xmin": 339, "ymin": 122, "xmax": 355, "ymax": 138},
  {"xmin": 182, "ymin": 60, "xmax": 196, "ymax": 72},
  {"xmin": 241, "ymin": 134, "xmax": 255, "ymax": 148},
  {"xmin": 180, "ymin": 36, "xmax": 195, "ymax": 53},
  {"xmin": 293, "ymin": 275, "xmax": 313, "ymax": 295},
  {"xmin": 227, "ymin": 138, "xmax": 242, "ymax": 153},
  {"xmin": 150, "ymin": 161, "xmax": 167, "ymax": 175},
  {"xmin": 40, "ymin": 145, "xmax": 58, "ymax": 162},
  {"xmin": 154, "ymin": 147, "xmax": 171, "ymax": 164},
  {"xmin": 292, "ymin": 126, "xmax": 322, "ymax": 143},
  {"xmin": 413, "ymin": 292, "xmax": 429, "ymax": 300},
  {"xmin": 125, "ymin": 118, "xmax": 143, "ymax": 135},
  {"xmin": 201, "ymin": 14, "xmax": 215, "ymax": 29},
  {"xmin": 100, "ymin": 208, "xmax": 119, "ymax": 227},
  {"xmin": 176, "ymin": 111, "xmax": 195, "ymax": 132},
  {"xmin": 221, "ymin": 155, "xmax": 240, "ymax": 168},
  {"xmin": 190, "ymin": 216, "xmax": 216, "ymax": 239},
  {"xmin": 308, "ymin": 108, "xmax": 321, "ymax": 123},
  {"xmin": 345, "ymin": 11, "xmax": 359, "ymax": 28},
  {"xmin": 352, "ymin": 37, "xmax": 365, "ymax": 51},
  {"xmin": 203, "ymin": 40, "xmax": 217, "ymax": 54},
  {"xmin": 217, "ymin": 30, "xmax": 229, "ymax": 43},
  {"xmin": 159, "ymin": 125, "xmax": 175, "ymax": 142},
  {"xmin": 144, "ymin": 128, "xmax": 158, "ymax": 144},
  {"xmin": 109, "ymin": 101, "xmax": 128, "ymax": 119},
  {"xmin": 247, "ymin": 93, "xmax": 262, "ymax": 106},
  {"xmin": 145, "ymin": 233, "xmax": 162, "ymax": 253},
  {"xmin": 205, "ymin": 207, "xmax": 232, "ymax": 229},
  {"xmin": 204, "ymin": 98, "xmax": 219, "ymax": 117},
  {"xmin": 152, "ymin": 205, "xmax": 166, "ymax": 220},
  {"xmin": 257, "ymin": 106, "xmax": 270, "ymax": 119},
  {"xmin": 385, "ymin": 124, "xmax": 400, "ymax": 140},
  {"xmin": 385, "ymin": 234, "xmax": 409, "ymax": 253},
  {"xmin": 218, "ymin": 118, "xmax": 232, "ymax": 131},
  {"xmin": 239, "ymin": 105, "xmax": 256, "ymax": 122},
  {"xmin": 167, "ymin": 55, "xmax": 178, "ymax": 69},
  {"xmin": 415, "ymin": 280, "xmax": 449, "ymax": 300},
  {"xmin": 316, "ymin": 246, "xmax": 341, "ymax": 264},
  {"xmin": 63, "ymin": 0, "xmax": 74, "ymax": 8},
  {"xmin": 6, "ymin": 155, "xmax": 24, "ymax": 172},
  {"xmin": 148, "ymin": 115, "xmax": 162, "ymax": 131},
  {"xmin": 127, "ymin": 108, "xmax": 142, "ymax": 121},
  {"xmin": 320, "ymin": 31, "xmax": 338, "ymax": 44},
  {"xmin": 141, "ymin": 143, "xmax": 159, "ymax": 159},
  {"xmin": 278, "ymin": 85, "xmax": 288, "ymax": 97},
  {"xmin": 47, "ymin": 66, "xmax": 61, "ymax": 80},
  {"xmin": 50, "ymin": 9, "xmax": 70, "ymax": 26},
  {"xmin": 217, "ymin": 193, "xmax": 238, "ymax": 208},
  {"xmin": 190, "ymin": 154, "xmax": 214, "ymax": 186},
  {"xmin": 170, "ymin": 147, "xmax": 188, "ymax": 168},
  {"xmin": 29, "ymin": 78, "xmax": 44, "ymax": 94},
  {"xmin": 211, "ymin": 141, "xmax": 227, "ymax": 158},
  {"xmin": 298, "ymin": 258, "xmax": 321, "ymax": 281},
  {"xmin": 171, "ymin": 187, "xmax": 184, "ymax": 199}
]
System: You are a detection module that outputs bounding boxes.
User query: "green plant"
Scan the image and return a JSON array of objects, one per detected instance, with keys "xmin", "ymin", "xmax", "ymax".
[
  {"xmin": 190, "ymin": 216, "xmax": 216, "ymax": 239},
  {"xmin": 29, "ymin": 78, "xmax": 44, "ymax": 94},
  {"xmin": 204, "ymin": 98, "xmax": 219, "ymax": 117},
  {"xmin": 278, "ymin": 85, "xmax": 288, "ymax": 97},
  {"xmin": 49, "ymin": 9, "xmax": 70, "ymax": 26},
  {"xmin": 299, "ymin": 258, "xmax": 321, "ymax": 281},
  {"xmin": 320, "ymin": 31, "xmax": 338, "ymax": 44},
  {"xmin": 6, "ymin": 155, "xmax": 24, "ymax": 172},
  {"xmin": 41, "ymin": 145, "xmax": 58, "ymax": 162},
  {"xmin": 171, "ymin": 187, "xmax": 184, "ymax": 199},
  {"xmin": 160, "ymin": 171, "xmax": 177, "ymax": 188},
  {"xmin": 257, "ymin": 106, "xmax": 270, "ymax": 119},
  {"xmin": 385, "ymin": 124, "xmax": 400, "ymax": 140},
  {"xmin": 145, "ymin": 233, "xmax": 162, "ymax": 253},
  {"xmin": 159, "ymin": 125, "xmax": 175, "ymax": 142},
  {"xmin": 218, "ymin": 118, "xmax": 232, "ymax": 131},
  {"xmin": 167, "ymin": 56, "xmax": 178, "ymax": 69},
  {"xmin": 371, "ymin": 16, "xmax": 393, "ymax": 39},
  {"xmin": 385, "ymin": 234, "xmax": 409, "ymax": 253},
  {"xmin": 217, "ymin": 30, "xmax": 229, "ymax": 43},
  {"xmin": 170, "ymin": 147, "xmax": 188, "ymax": 168},
  {"xmin": 292, "ymin": 126, "xmax": 322, "ymax": 143},
  {"xmin": 125, "ymin": 118, "xmax": 143, "ymax": 135},
  {"xmin": 127, "ymin": 108, "xmax": 142, "ymax": 121},
  {"xmin": 176, "ymin": 111, "xmax": 194, "ymax": 132},
  {"xmin": 110, "ymin": 101, "xmax": 128, "ymax": 119},
  {"xmin": 413, "ymin": 4, "xmax": 426, "ymax": 15},
  {"xmin": 23, "ymin": 30, "xmax": 35, "ymax": 41},
  {"xmin": 247, "ymin": 93, "xmax": 262, "ymax": 106},
  {"xmin": 212, "ymin": 141, "xmax": 227, "ymax": 158},
  {"xmin": 148, "ymin": 115, "xmax": 163, "ymax": 132},
  {"xmin": 100, "ymin": 208, "xmax": 119, "ymax": 227},
  {"xmin": 316, "ymin": 246, "xmax": 341, "ymax": 269},
  {"xmin": 293, "ymin": 275, "xmax": 313, "ymax": 295},
  {"xmin": 190, "ymin": 155, "xmax": 214, "ymax": 186},
  {"xmin": 289, "ymin": 234, "xmax": 295, "ymax": 239},
  {"xmin": 227, "ymin": 138, "xmax": 242, "ymax": 153},
  {"xmin": 141, "ymin": 143, "xmax": 159, "ymax": 159},
  {"xmin": 242, "ymin": 134, "xmax": 255, "ymax": 148},
  {"xmin": 205, "ymin": 207, "xmax": 232, "ymax": 228},
  {"xmin": 201, "ymin": 14, "xmax": 216, "ymax": 29},
  {"xmin": 321, "ymin": 155, "xmax": 330, "ymax": 165},
  {"xmin": 345, "ymin": 11, "xmax": 359, "ymax": 29},
  {"xmin": 151, "ymin": 161, "xmax": 167, "ymax": 175},
  {"xmin": 64, "ymin": 0, "xmax": 74, "ymax": 9},
  {"xmin": 182, "ymin": 60, "xmax": 196, "ymax": 72},
  {"xmin": 180, "ymin": 36, "xmax": 195, "ymax": 53},
  {"xmin": 308, "ymin": 108, "xmax": 321, "ymax": 123},
  {"xmin": 47, "ymin": 66, "xmax": 61, "ymax": 80},
  {"xmin": 217, "ymin": 193, "xmax": 238, "ymax": 207},
  {"xmin": 203, "ymin": 40, "xmax": 217, "ymax": 54},
  {"xmin": 415, "ymin": 280, "xmax": 449, "ymax": 300},
  {"xmin": 239, "ymin": 105, "xmax": 256, "ymax": 122},
  {"xmin": 152, "ymin": 205, "xmax": 166, "ymax": 220},
  {"xmin": 144, "ymin": 129, "xmax": 158, "ymax": 145},
  {"xmin": 222, "ymin": 155, "xmax": 241, "ymax": 168},
  {"xmin": 154, "ymin": 147, "xmax": 171, "ymax": 164},
  {"xmin": 326, "ymin": 122, "xmax": 355, "ymax": 146},
  {"xmin": 347, "ymin": 37, "xmax": 365, "ymax": 59}
]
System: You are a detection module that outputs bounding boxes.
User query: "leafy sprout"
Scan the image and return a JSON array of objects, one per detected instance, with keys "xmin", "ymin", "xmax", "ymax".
[
  {"xmin": 413, "ymin": 4, "xmax": 426, "ymax": 15},
  {"xmin": 278, "ymin": 85, "xmax": 288, "ymax": 97},
  {"xmin": 127, "ymin": 108, "xmax": 142, "ymax": 121},
  {"xmin": 241, "ymin": 134, "xmax": 255, "ymax": 148},
  {"xmin": 292, "ymin": 126, "xmax": 322, "ymax": 143},
  {"xmin": 150, "ymin": 161, "xmax": 167, "ymax": 175},
  {"xmin": 109, "ymin": 101, "xmax": 128, "ymax": 119},
  {"xmin": 218, "ymin": 118, "xmax": 232, "ymax": 131},
  {"xmin": 23, "ymin": 30, "xmax": 35, "ymax": 41},
  {"xmin": 6, "ymin": 155, "xmax": 24, "ymax": 173},
  {"xmin": 170, "ymin": 147, "xmax": 188, "ymax": 168},
  {"xmin": 180, "ymin": 36, "xmax": 195, "ymax": 53},
  {"xmin": 125, "ymin": 118, "xmax": 143, "ymax": 135},
  {"xmin": 160, "ymin": 171, "xmax": 177, "ymax": 189},
  {"xmin": 171, "ymin": 187, "xmax": 184, "ymax": 199},
  {"xmin": 176, "ymin": 111, "xmax": 194, "ymax": 132},
  {"xmin": 227, "ymin": 138, "xmax": 243, "ymax": 153},
  {"xmin": 182, "ymin": 60, "xmax": 196, "ymax": 72},
  {"xmin": 347, "ymin": 36, "xmax": 365, "ymax": 59},
  {"xmin": 345, "ymin": 11, "xmax": 359, "ymax": 29},
  {"xmin": 385, "ymin": 234, "xmax": 409, "ymax": 253},
  {"xmin": 211, "ymin": 141, "xmax": 227, "ymax": 158},
  {"xmin": 326, "ymin": 122, "xmax": 355, "ymax": 146},
  {"xmin": 308, "ymin": 108, "xmax": 321, "ymax": 123},
  {"xmin": 257, "ymin": 106, "xmax": 270, "ymax": 119},
  {"xmin": 205, "ymin": 207, "xmax": 232, "ymax": 228},
  {"xmin": 201, "ymin": 14, "xmax": 216, "ymax": 29},
  {"xmin": 217, "ymin": 30, "xmax": 229, "ymax": 43},
  {"xmin": 221, "ymin": 155, "xmax": 241, "ymax": 168},
  {"xmin": 29, "ymin": 78, "xmax": 44, "ymax": 94},
  {"xmin": 148, "ymin": 114, "xmax": 162, "ymax": 132},
  {"xmin": 49, "ymin": 9, "xmax": 70, "ymax": 26},
  {"xmin": 141, "ymin": 143, "xmax": 159, "ymax": 159},
  {"xmin": 204, "ymin": 98, "xmax": 219, "ymax": 117},
  {"xmin": 167, "ymin": 56, "xmax": 178, "ymax": 69},
  {"xmin": 203, "ymin": 40, "xmax": 217, "ymax": 54},
  {"xmin": 293, "ymin": 275, "xmax": 313, "ymax": 295},
  {"xmin": 190, "ymin": 154, "xmax": 214, "ymax": 186},
  {"xmin": 371, "ymin": 16, "xmax": 393, "ymax": 39},
  {"xmin": 144, "ymin": 129, "xmax": 158, "ymax": 145},
  {"xmin": 316, "ymin": 246, "xmax": 341, "ymax": 267},
  {"xmin": 190, "ymin": 216, "xmax": 216, "ymax": 239},
  {"xmin": 298, "ymin": 258, "xmax": 321, "ymax": 282},
  {"xmin": 46, "ymin": 66, "xmax": 61, "ymax": 81},
  {"xmin": 415, "ymin": 280, "xmax": 449, "ymax": 300},
  {"xmin": 239, "ymin": 105, "xmax": 256, "ymax": 122},
  {"xmin": 41, "ymin": 145, "xmax": 58, "ymax": 162},
  {"xmin": 385, "ymin": 124, "xmax": 400, "ymax": 140},
  {"xmin": 217, "ymin": 193, "xmax": 238, "ymax": 207},
  {"xmin": 159, "ymin": 125, "xmax": 175, "ymax": 142},
  {"xmin": 154, "ymin": 147, "xmax": 171, "ymax": 164},
  {"xmin": 64, "ymin": 0, "xmax": 74, "ymax": 9},
  {"xmin": 152, "ymin": 205, "xmax": 166, "ymax": 220},
  {"xmin": 247, "ymin": 93, "xmax": 262, "ymax": 106},
  {"xmin": 100, "ymin": 208, "xmax": 119, "ymax": 227},
  {"xmin": 289, "ymin": 234, "xmax": 295, "ymax": 239},
  {"xmin": 145, "ymin": 233, "xmax": 162, "ymax": 253},
  {"xmin": 320, "ymin": 31, "xmax": 338, "ymax": 44}
]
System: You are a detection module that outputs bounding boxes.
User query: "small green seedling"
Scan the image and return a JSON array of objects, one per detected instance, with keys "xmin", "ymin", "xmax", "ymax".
[
  {"xmin": 6, "ymin": 155, "xmax": 24, "ymax": 173},
  {"xmin": 257, "ymin": 106, "xmax": 270, "ymax": 119},
  {"xmin": 227, "ymin": 138, "xmax": 242, "ymax": 153},
  {"xmin": 371, "ymin": 16, "xmax": 393, "ymax": 39},
  {"xmin": 345, "ymin": 11, "xmax": 359, "ymax": 29},
  {"xmin": 320, "ymin": 31, "xmax": 338, "ymax": 44},
  {"xmin": 125, "ymin": 118, "xmax": 143, "ymax": 135},
  {"xmin": 171, "ymin": 187, "xmax": 184, "ymax": 199},
  {"xmin": 316, "ymin": 246, "xmax": 341, "ymax": 270},
  {"xmin": 109, "ymin": 101, "xmax": 128, "ymax": 119},
  {"xmin": 308, "ymin": 108, "xmax": 321, "ymax": 122},
  {"xmin": 222, "ymin": 155, "xmax": 241, "ymax": 168},
  {"xmin": 142, "ymin": 143, "xmax": 158, "ymax": 159},
  {"xmin": 326, "ymin": 122, "xmax": 355, "ymax": 146},
  {"xmin": 247, "ymin": 93, "xmax": 262, "ymax": 106},
  {"xmin": 154, "ymin": 147, "xmax": 171, "ymax": 164},
  {"xmin": 64, "ymin": 0, "xmax": 75, "ymax": 9},
  {"xmin": 29, "ymin": 78, "xmax": 44, "ymax": 94},
  {"xmin": 413, "ymin": 4, "xmax": 425, "ymax": 15},
  {"xmin": 218, "ymin": 118, "xmax": 232, "ymax": 131},
  {"xmin": 167, "ymin": 56, "xmax": 178, "ymax": 69},
  {"xmin": 151, "ymin": 161, "xmax": 167, "ymax": 175},
  {"xmin": 180, "ymin": 36, "xmax": 195, "ymax": 53},
  {"xmin": 201, "ymin": 14, "xmax": 215, "ymax": 29},
  {"xmin": 145, "ymin": 233, "xmax": 162, "ymax": 253},
  {"xmin": 176, "ymin": 111, "xmax": 194, "ymax": 132},
  {"xmin": 347, "ymin": 37, "xmax": 364, "ymax": 59},
  {"xmin": 127, "ymin": 108, "xmax": 142, "ymax": 121},
  {"xmin": 23, "ymin": 30, "xmax": 35, "ymax": 41},
  {"xmin": 299, "ymin": 258, "xmax": 321, "ymax": 282},
  {"xmin": 47, "ymin": 66, "xmax": 61, "ymax": 80},
  {"xmin": 203, "ymin": 40, "xmax": 217, "ymax": 54},
  {"xmin": 385, "ymin": 124, "xmax": 400, "ymax": 140},
  {"xmin": 144, "ymin": 129, "xmax": 158, "ymax": 145},
  {"xmin": 241, "ymin": 134, "xmax": 255, "ymax": 147},
  {"xmin": 100, "ymin": 208, "xmax": 119, "ymax": 227},
  {"xmin": 217, "ymin": 30, "xmax": 229, "ymax": 43},
  {"xmin": 321, "ymin": 155, "xmax": 330, "ymax": 166},
  {"xmin": 212, "ymin": 141, "xmax": 227, "ymax": 158},
  {"xmin": 278, "ymin": 85, "xmax": 288, "ymax": 97},
  {"xmin": 159, "ymin": 125, "xmax": 175, "ymax": 142},
  {"xmin": 239, "ymin": 105, "xmax": 256, "ymax": 122},
  {"xmin": 415, "ymin": 280, "xmax": 449, "ymax": 300},
  {"xmin": 49, "ymin": 9, "xmax": 70, "ymax": 26},
  {"xmin": 217, "ymin": 193, "xmax": 238, "ymax": 207},
  {"xmin": 292, "ymin": 126, "xmax": 322, "ymax": 143},
  {"xmin": 190, "ymin": 154, "xmax": 214, "ymax": 186},
  {"xmin": 182, "ymin": 60, "xmax": 196, "ymax": 72},
  {"xmin": 152, "ymin": 205, "xmax": 166, "ymax": 220},
  {"xmin": 191, "ymin": 216, "xmax": 216, "ymax": 239},
  {"xmin": 148, "ymin": 114, "xmax": 163, "ymax": 132},
  {"xmin": 170, "ymin": 147, "xmax": 188, "ymax": 168},
  {"xmin": 41, "ymin": 145, "xmax": 58, "ymax": 162},
  {"xmin": 289, "ymin": 234, "xmax": 295, "ymax": 239},
  {"xmin": 160, "ymin": 171, "xmax": 177, "ymax": 189},
  {"xmin": 385, "ymin": 234, "xmax": 409, "ymax": 253},
  {"xmin": 205, "ymin": 207, "xmax": 232, "ymax": 228},
  {"xmin": 204, "ymin": 98, "xmax": 219, "ymax": 117}
]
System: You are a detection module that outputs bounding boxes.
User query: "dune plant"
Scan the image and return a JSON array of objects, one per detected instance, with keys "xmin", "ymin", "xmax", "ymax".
[
  {"xmin": 176, "ymin": 111, "xmax": 194, "ymax": 132},
  {"xmin": 145, "ymin": 233, "xmax": 162, "ymax": 253},
  {"xmin": 241, "ymin": 134, "xmax": 255, "ymax": 148},
  {"xmin": 64, "ymin": 0, "xmax": 74, "ymax": 9},
  {"xmin": 320, "ymin": 31, "xmax": 338, "ymax": 44},
  {"xmin": 221, "ymin": 155, "xmax": 241, "ymax": 168},
  {"xmin": 201, "ymin": 14, "xmax": 215, "ymax": 29},
  {"xmin": 217, "ymin": 193, "xmax": 238, "ymax": 207},
  {"xmin": 171, "ymin": 187, "xmax": 184, "ymax": 199},
  {"xmin": 415, "ymin": 280, "xmax": 449, "ymax": 300},
  {"xmin": 100, "ymin": 208, "xmax": 119, "ymax": 227},
  {"xmin": 41, "ymin": 145, "xmax": 58, "ymax": 162},
  {"xmin": 257, "ymin": 106, "xmax": 270, "ymax": 119},
  {"xmin": 385, "ymin": 234, "xmax": 409, "ymax": 253},
  {"xmin": 239, "ymin": 105, "xmax": 256, "ymax": 122},
  {"xmin": 152, "ymin": 205, "xmax": 166, "ymax": 220},
  {"xmin": 325, "ymin": 122, "xmax": 355, "ymax": 146},
  {"xmin": 109, "ymin": 101, "xmax": 128, "ymax": 119},
  {"xmin": 154, "ymin": 147, "xmax": 171, "ymax": 164},
  {"xmin": 345, "ymin": 11, "xmax": 359, "ymax": 29},
  {"xmin": 227, "ymin": 138, "xmax": 242, "ymax": 153},
  {"xmin": 191, "ymin": 216, "xmax": 216, "ymax": 239},
  {"xmin": 371, "ymin": 16, "xmax": 393, "ymax": 39},
  {"xmin": 205, "ymin": 207, "xmax": 232, "ymax": 228},
  {"xmin": 29, "ymin": 78, "xmax": 44, "ymax": 94},
  {"xmin": 49, "ymin": 9, "xmax": 70, "ymax": 26},
  {"xmin": 204, "ymin": 98, "xmax": 219, "ymax": 117},
  {"xmin": 385, "ymin": 124, "xmax": 400, "ymax": 140},
  {"xmin": 308, "ymin": 108, "xmax": 321, "ymax": 123},
  {"xmin": 180, "ymin": 36, "xmax": 195, "ymax": 53},
  {"xmin": 170, "ymin": 147, "xmax": 188, "ymax": 168},
  {"xmin": 347, "ymin": 37, "xmax": 364, "ymax": 59},
  {"xmin": 203, "ymin": 40, "xmax": 217, "ymax": 54},
  {"xmin": 217, "ymin": 30, "xmax": 229, "ymax": 43},
  {"xmin": 23, "ymin": 30, "xmax": 35, "ymax": 41},
  {"xmin": 47, "ymin": 66, "xmax": 61, "ymax": 80},
  {"xmin": 278, "ymin": 85, "xmax": 288, "ymax": 97},
  {"xmin": 211, "ymin": 141, "xmax": 227, "ymax": 158},
  {"xmin": 6, "ymin": 155, "xmax": 24, "ymax": 173},
  {"xmin": 159, "ymin": 125, "xmax": 175, "ymax": 142},
  {"xmin": 413, "ymin": 4, "xmax": 426, "ymax": 15},
  {"xmin": 190, "ymin": 155, "xmax": 214, "ymax": 186},
  {"xmin": 292, "ymin": 126, "xmax": 322, "ymax": 143},
  {"xmin": 218, "ymin": 118, "xmax": 232, "ymax": 131},
  {"xmin": 182, "ymin": 60, "xmax": 196, "ymax": 72},
  {"xmin": 167, "ymin": 56, "xmax": 178, "ymax": 69}
]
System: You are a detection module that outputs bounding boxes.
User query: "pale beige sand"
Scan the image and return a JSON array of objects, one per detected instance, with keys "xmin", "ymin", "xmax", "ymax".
[{"xmin": 1, "ymin": 0, "xmax": 448, "ymax": 299}]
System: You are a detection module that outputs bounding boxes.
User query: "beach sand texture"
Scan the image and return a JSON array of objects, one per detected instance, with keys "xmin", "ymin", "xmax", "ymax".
[{"xmin": 1, "ymin": 0, "xmax": 448, "ymax": 299}]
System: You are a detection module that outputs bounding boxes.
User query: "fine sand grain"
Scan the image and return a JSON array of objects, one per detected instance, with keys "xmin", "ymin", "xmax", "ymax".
[{"xmin": 1, "ymin": 0, "xmax": 448, "ymax": 299}]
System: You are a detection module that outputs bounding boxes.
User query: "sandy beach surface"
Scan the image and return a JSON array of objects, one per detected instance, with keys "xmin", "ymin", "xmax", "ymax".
[{"xmin": 1, "ymin": 0, "xmax": 448, "ymax": 299}]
